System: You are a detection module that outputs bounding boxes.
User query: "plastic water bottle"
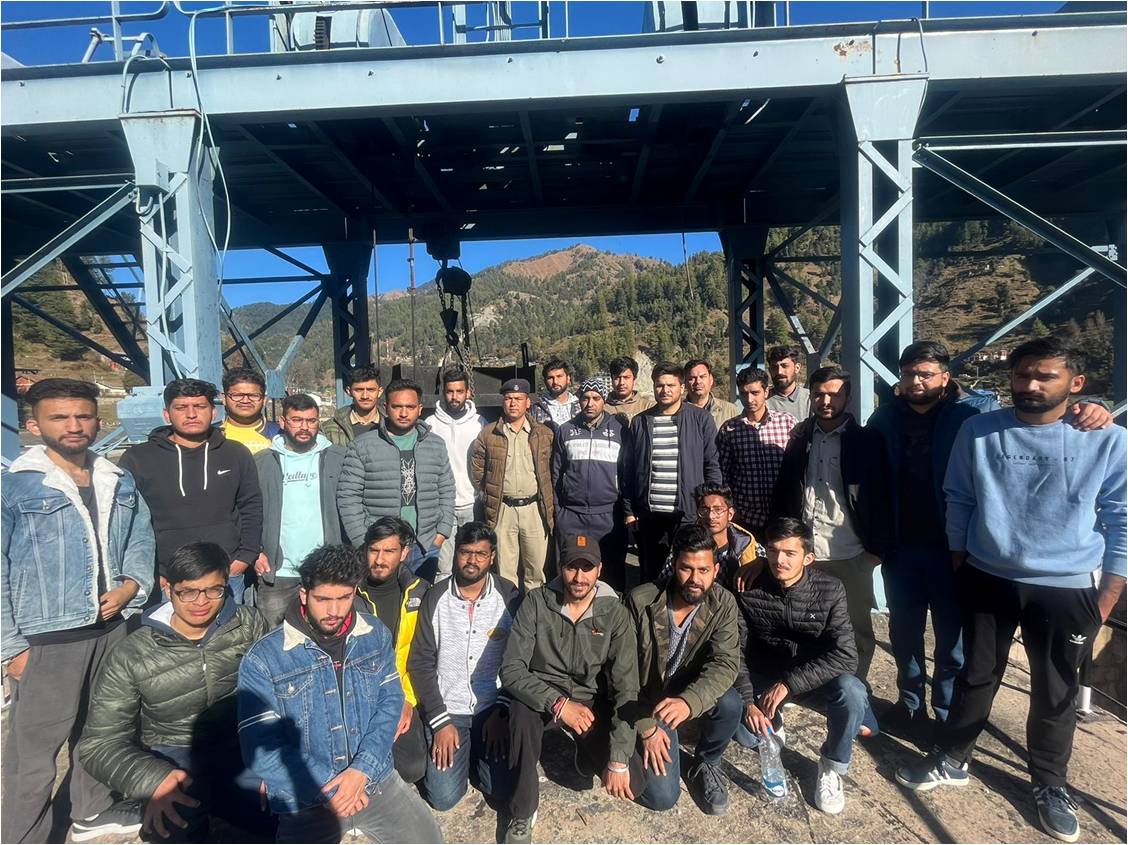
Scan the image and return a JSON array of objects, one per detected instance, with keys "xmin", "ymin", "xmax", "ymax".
[{"xmin": 759, "ymin": 728, "xmax": 787, "ymax": 798}]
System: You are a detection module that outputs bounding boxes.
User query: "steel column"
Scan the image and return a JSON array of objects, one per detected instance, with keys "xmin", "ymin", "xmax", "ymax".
[
  {"xmin": 1, "ymin": 299, "xmax": 17, "ymax": 464},
  {"xmin": 323, "ymin": 241, "xmax": 374, "ymax": 407},
  {"xmin": 721, "ymin": 225, "xmax": 769, "ymax": 392}
]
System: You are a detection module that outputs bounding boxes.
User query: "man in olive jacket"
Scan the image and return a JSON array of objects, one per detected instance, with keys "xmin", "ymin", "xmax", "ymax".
[
  {"xmin": 627, "ymin": 525, "xmax": 741, "ymax": 815},
  {"xmin": 77, "ymin": 543, "xmax": 271, "ymax": 842}
]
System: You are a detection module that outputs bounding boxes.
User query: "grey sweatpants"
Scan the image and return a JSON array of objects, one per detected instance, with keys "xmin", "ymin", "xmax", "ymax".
[{"xmin": 1, "ymin": 624, "xmax": 127, "ymax": 843}]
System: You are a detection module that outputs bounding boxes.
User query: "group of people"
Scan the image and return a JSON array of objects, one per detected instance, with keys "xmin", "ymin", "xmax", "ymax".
[{"xmin": 1, "ymin": 336, "xmax": 1124, "ymax": 845}]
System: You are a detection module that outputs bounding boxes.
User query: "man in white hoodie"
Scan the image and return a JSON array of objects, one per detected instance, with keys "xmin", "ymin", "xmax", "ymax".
[
  {"xmin": 253, "ymin": 393, "xmax": 346, "ymax": 626},
  {"xmin": 423, "ymin": 367, "xmax": 486, "ymax": 579}
]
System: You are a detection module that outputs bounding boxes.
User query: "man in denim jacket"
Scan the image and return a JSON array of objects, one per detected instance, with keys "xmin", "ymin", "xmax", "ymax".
[
  {"xmin": 237, "ymin": 544, "xmax": 442, "ymax": 844},
  {"xmin": 1, "ymin": 379, "xmax": 155, "ymax": 843}
]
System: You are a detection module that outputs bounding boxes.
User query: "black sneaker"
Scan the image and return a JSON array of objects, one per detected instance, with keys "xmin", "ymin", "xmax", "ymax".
[
  {"xmin": 689, "ymin": 758, "xmax": 730, "ymax": 816},
  {"xmin": 894, "ymin": 751, "xmax": 969, "ymax": 791},
  {"xmin": 1034, "ymin": 785, "xmax": 1080, "ymax": 843},
  {"xmin": 503, "ymin": 810, "xmax": 538, "ymax": 844},
  {"xmin": 70, "ymin": 800, "xmax": 143, "ymax": 842}
]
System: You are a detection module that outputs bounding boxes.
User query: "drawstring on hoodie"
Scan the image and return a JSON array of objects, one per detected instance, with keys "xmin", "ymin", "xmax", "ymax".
[
  {"xmin": 203, "ymin": 441, "xmax": 209, "ymax": 491},
  {"xmin": 174, "ymin": 441, "xmax": 210, "ymax": 496}
]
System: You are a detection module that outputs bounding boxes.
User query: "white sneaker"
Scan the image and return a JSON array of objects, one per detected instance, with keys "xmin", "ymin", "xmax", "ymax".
[{"xmin": 814, "ymin": 757, "xmax": 846, "ymax": 815}]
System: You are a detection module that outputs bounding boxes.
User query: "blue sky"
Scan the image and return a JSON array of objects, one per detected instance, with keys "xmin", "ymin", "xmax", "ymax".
[{"xmin": 2, "ymin": 1, "xmax": 1064, "ymax": 306}]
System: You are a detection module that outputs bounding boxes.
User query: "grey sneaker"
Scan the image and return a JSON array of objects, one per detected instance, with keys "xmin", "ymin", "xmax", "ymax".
[
  {"xmin": 689, "ymin": 758, "xmax": 730, "ymax": 816},
  {"xmin": 503, "ymin": 810, "xmax": 538, "ymax": 844},
  {"xmin": 70, "ymin": 800, "xmax": 144, "ymax": 842},
  {"xmin": 895, "ymin": 751, "xmax": 969, "ymax": 791},
  {"xmin": 1034, "ymin": 785, "xmax": 1080, "ymax": 843}
]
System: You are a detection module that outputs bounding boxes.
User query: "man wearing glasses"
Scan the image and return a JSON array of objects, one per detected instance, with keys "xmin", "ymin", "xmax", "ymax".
[
  {"xmin": 253, "ymin": 394, "xmax": 347, "ymax": 627},
  {"xmin": 220, "ymin": 368, "xmax": 279, "ymax": 456}
]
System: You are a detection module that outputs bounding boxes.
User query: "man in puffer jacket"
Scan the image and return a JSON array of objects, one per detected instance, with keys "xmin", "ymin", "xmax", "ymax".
[{"xmin": 77, "ymin": 543, "xmax": 271, "ymax": 842}]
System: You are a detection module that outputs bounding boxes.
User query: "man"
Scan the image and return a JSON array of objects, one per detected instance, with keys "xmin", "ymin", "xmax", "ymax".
[
  {"xmin": 408, "ymin": 522, "xmax": 520, "ymax": 812},
  {"xmin": 765, "ymin": 344, "xmax": 811, "ymax": 420},
  {"xmin": 551, "ymin": 373, "xmax": 629, "ymax": 592},
  {"xmin": 717, "ymin": 367, "xmax": 798, "ymax": 537},
  {"xmin": 338, "ymin": 378, "xmax": 455, "ymax": 579},
  {"xmin": 683, "ymin": 359, "xmax": 740, "ymax": 432},
  {"xmin": 254, "ymin": 393, "xmax": 345, "ymax": 627},
  {"xmin": 624, "ymin": 361, "xmax": 722, "ymax": 583},
  {"xmin": 692, "ymin": 484, "xmax": 758, "ymax": 587},
  {"xmin": 734, "ymin": 517, "xmax": 868, "ymax": 815},
  {"xmin": 220, "ymin": 367, "xmax": 279, "ymax": 455},
  {"xmin": 356, "ymin": 518, "xmax": 431, "ymax": 786},
  {"xmin": 530, "ymin": 358, "xmax": 579, "ymax": 431},
  {"xmin": 421, "ymin": 367, "xmax": 486, "ymax": 579},
  {"xmin": 322, "ymin": 364, "xmax": 383, "ymax": 447},
  {"xmin": 237, "ymin": 544, "xmax": 442, "ymax": 844},
  {"xmin": 772, "ymin": 366, "xmax": 890, "ymax": 696},
  {"xmin": 470, "ymin": 378, "xmax": 555, "ymax": 591},
  {"xmin": 119, "ymin": 378, "xmax": 263, "ymax": 605},
  {"xmin": 499, "ymin": 537, "xmax": 643, "ymax": 843},
  {"xmin": 896, "ymin": 337, "xmax": 1126, "ymax": 844},
  {"xmin": 77, "ymin": 542, "xmax": 271, "ymax": 842},
  {"xmin": 606, "ymin": 356, "xmax": 654, "ymax": 423},
  {"xmin": 627, "ymin": 525, "xmax": 741, "ymax": 815},
  {"xmin": 2, "ymin": 378, "xmax": 155, "ymax": 843}
]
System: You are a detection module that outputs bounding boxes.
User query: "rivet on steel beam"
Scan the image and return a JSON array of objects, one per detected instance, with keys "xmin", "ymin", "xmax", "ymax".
[
  {"xmin": 507, "ymin": 57, "xmax": 514, "ymax": 63},
  {"xmin": 276, "ymin": 74, "xmax": 282, "ymax": 80},
  {"xmin": 656, "ymin": 54, "xmax": 665, "ymax": 63},
  {"xmin": 368, "ymin": 70, "xmax": 374, "ymax": 76}
]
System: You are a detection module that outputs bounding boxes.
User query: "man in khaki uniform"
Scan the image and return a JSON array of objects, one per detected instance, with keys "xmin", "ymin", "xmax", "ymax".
[{"xmin": 470, "ymin": 379, "xmax": 555, "ymax": 591}]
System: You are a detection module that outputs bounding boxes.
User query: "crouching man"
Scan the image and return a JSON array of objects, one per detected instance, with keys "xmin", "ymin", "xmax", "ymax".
[{"xmin": 237, "ymin": 545, "xmax": 442, "ymax": 844}]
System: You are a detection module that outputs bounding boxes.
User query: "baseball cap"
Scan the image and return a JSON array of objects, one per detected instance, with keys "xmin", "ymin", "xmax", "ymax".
[{"xmin": 560, "ymin": 535, "xmax": 601, "ymax": 569}]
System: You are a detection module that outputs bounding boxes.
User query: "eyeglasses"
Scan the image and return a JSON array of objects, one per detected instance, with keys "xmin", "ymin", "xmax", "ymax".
[
  {"xmin": 285, "ymin": 418, "xmax": 318, "ymax": 428},
  {"xmin": 899, "ymin": 370, "xmax": 944, "ymax": 383},
  {"xmin": 227, "ymin": 392, "xmax": 263, "ymax": 402},
  {"xmin": 457, "ymin": 550, "xmax": 493, "ymax": 561},
  {"xmin": 173, "ymin": 585, "xmax": 226, "ymax": 602},
  {"xmin": 697, "ymin": 506, "xmax": 730, "ymax": 516},
  {"xmin": 562, "ymin": 561, "xmax": 597, "ymax": 572}
]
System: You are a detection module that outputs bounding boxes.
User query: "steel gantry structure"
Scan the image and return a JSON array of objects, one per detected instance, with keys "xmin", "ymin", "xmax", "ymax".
[{"xmin": 1, "ymin": 1, "xmax": 1125, "ymax": 458}]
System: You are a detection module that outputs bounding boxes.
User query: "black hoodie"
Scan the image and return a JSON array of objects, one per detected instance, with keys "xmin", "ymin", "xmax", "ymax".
[{"xmin": 118, "ymin": 425, "xmax": 263, "ymax": 571}]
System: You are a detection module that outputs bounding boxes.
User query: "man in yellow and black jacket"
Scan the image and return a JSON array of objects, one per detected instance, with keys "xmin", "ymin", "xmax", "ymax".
[{"xmin": 355, "ymin": 517, "xmax": 430, "ymax": 784}]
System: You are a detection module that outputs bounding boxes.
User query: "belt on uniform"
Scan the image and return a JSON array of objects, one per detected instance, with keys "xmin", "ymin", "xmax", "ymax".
[{"xmin": 502, "ymin": 495, "xmax": 539, "ymax": 508}]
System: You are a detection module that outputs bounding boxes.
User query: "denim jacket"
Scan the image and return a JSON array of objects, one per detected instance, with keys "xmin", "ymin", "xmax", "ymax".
[
  {"xmin": 1, "ymin": 446, "xmax": 156, "ymax": 660},
  {"xmin": 236, "ymin": 611, "xmax": 404, "ymax": 814}
]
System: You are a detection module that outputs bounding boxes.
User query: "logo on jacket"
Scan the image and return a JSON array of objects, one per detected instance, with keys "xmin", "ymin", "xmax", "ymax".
[
  {"xmin": 1069, "ymin": 633, "xmax": 1088, "ymax": 645},
  {"xmin": 217, "ymin": 469, "xmax": 232, "ymax": 476}
]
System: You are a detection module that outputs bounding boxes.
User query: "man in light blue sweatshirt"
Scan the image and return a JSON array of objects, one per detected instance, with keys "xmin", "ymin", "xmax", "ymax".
[{"xmin": 896, "ymin": 337, "xmax": 1126, "ymax": 844}]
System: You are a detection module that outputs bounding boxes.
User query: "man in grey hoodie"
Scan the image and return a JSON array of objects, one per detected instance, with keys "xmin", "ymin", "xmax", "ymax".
[{"xmin": 253, "ymin": 394, "xmax": 346, "ymax": 626}]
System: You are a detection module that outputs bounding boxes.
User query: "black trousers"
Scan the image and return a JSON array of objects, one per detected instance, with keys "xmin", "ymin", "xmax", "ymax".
[
  {"xmin": 634, "ymin": 511, "xmax": 689, "ymax": 584},
  {"xmin": 938, "ymin": 563, "xmax": 1102, "ymax": 788},
  {"xmin": 394, "ymin": 708, "xmax": 428, "ymax": 785},
  {"xmin": 507, "ymin": 699, "xmax": 647, "ymax": 819}
]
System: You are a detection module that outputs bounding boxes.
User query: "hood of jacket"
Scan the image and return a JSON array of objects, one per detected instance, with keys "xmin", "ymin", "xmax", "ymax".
[
  {"xmin": 269, "ymin": 432, "xmax": 332, "ymax": 458},
  {"xmin": 431, "ymin": 399, "xmax": 481, "ymax": 428},
  {"xmin": 141, "ymin": 590, "xmax": 238, "ymax": 645}
]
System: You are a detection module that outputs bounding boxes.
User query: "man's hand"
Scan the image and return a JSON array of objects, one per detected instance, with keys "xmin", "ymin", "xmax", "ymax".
[
  {"xmin": 6, "ymin": 649, "xmax": 29, "ymax": 682},
  {"xmin": 951, "ymin": 551, "xmax": 967, "ymax": 573},
  {"xmin": 734, "ymin": 560, "xmax": 765, "ymax": 592},
  {"xmin": 434, "ymin": 534, "xmax": 447, "ymax": 548},
  {"xmin": 481, "ymin": 708, "xmax": 509, "ymax": 761},
  {"xmin": 142, "ymin": 769, "xmax": 200, "ymax": 839},
  {"xmin": 99, "ymin": 580, "xmax": 139, "ymax": 620},
  {"xmin": 431, "ymin": 723, "xmax": 460, "ymax": 771},
  {"xmin": 653, "ymin": 697, "xmax": 692, "ymax": 730},
  {"xmin": 323, "ymin": 768, "xmax": 369, "ymax": 817},
  {"xmin": 757, "ymin": 682, "xmax": 788, "ymax": 720},
  {"xmin": 743, "ymin": 702, "xmax": 773, "ymax": 736},
  {"xmin": 1069, "ymin": 401, "xmax": 1113, "ymax": 431},
  {"xmin": 641, "ymin": 727, "xmax": 672, "ymax": 776},
  {"xmin": 229, "ymin": 559, "xmax": 250, "ymax": 577},
  {"xmin": 559, "ymin": 700, "xmax": 595, "ymax": 735},
  {"xmin": 601, "ymin": 766, "xmax": 634, "ymax": 801},
  {"xmin": 1097, "ymin": 573, "xmax": 1127, "ymax": 623},
  {"xmin": 254, "ymin": 552, "xmax": 271, "ymax": 576},
  {"xmin": 394, "ymin": 701, "xmax": 414, "ymax": 741},
  {"xmin": 625, "ymin": 515, "xmax": 638, "ymax": 528}
]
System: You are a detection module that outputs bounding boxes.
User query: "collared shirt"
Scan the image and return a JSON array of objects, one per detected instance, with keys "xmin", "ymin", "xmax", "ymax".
[
  {"xmin": 349, "ymin": 408, "xmax": 380, "ymax": 438},
  {"xmin": 802, "ymin": 420, "xmax": 864, "ymax": 561},
  {"xmin": 767, "ymin": 384, "xmax": 811, "ymax": 421},
  {"xmin": 502, "ymin": 418, "xmax": 538, "ymax": 498},
  {"xmin": 717, "ymin": 409, "xmax": 798, "ymax": 530}
]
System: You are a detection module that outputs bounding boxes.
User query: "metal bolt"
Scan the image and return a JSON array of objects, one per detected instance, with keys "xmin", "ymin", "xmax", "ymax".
[
  {"xmin": 507, "ymin": 57, "xmax": 514, "ymax": 63},
  {"xmin": 368, "ymin": 70, "xmax": 374, "ymax": 76},
  {"xmin": 276, "ymin": 73, "xmax": 282, "ymax": 80},
  {"xmin": 656, "ymin": 54, "xmax": 665, "ymax": 63}
]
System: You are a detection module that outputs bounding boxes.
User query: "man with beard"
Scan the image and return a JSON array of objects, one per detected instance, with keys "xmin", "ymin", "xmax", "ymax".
[
  {"xmin": 408, "ymin": 523, "xmax": 520, "ymax": 812},
  {"xmin": 765, "ymin": 345, "xmax": 811, "ymax": 421},
  {"xmin": 692, "ymin": 484, "xmax": 758, "ymax": 587},
  {"xmin": 220, "ymin": 367, "xmax": 279, "ymax": 456},
  {"xmin": 896, "ymin": 337, "xmax": 1126, "ymax": 845},
  {"xmin": 254, "ymin": 393, "xmax": 346, "ymax": 626},
  {"xmin": 3, "ymin": 379, "xmax": 155, "ymax": 843},
  {"xmin": 627, "ymin": 525, "xmax": 741, "ymax": 815},
  {"xmin": 237, "ymin": 544, "xmax": 442, "ymax": 843},
  {"xmin": 421, "ymin": 368, "xmax": 486, "ymax": 579},
  {"xmin": 683, "ymin": 359, "xmax": 741, "ymax": 432},
  {"xmin": 530, "ymin": 358, "xmax": 579, "ymax": 431},
  {"xmin": 322, "ymin": 364, "xmax": 383, "ymax": 447},
  {"xmin": 606, "ymin": 356, "xmax": 654, "ymax": 423},
  {"xmin": 499, "ymin": 537, "xmax": 643, "ymax": 843}
]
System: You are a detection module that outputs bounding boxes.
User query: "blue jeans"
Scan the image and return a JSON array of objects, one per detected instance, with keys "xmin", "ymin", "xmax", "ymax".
[
  {"xmin": 406, "ymin": 543, "xmax": 441, "ymax": 582},
  {"xmin": 228, "ymin": 573, "xmax": 250, "ymax": 605},
  {"xmin": 421, "ymin": 711, "xmax": 513, "ymax": 811},
  {"xmin": 636, "ymin": 688, "xmax": 743, "ymax": 811},
  {"xmin": 882, "ymin": 546, "xmax": 964, "ymax": 721},
  {"xmin": 734, "ymin": 675, "xmax": 868, "ymax": 774}
]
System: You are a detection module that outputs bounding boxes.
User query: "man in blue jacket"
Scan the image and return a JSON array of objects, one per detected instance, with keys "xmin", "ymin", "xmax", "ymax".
[
  {"xmin": 2, "ymin": 379, "xmax": 155, "ymax": 843},
  {"xmin": 237, "ymin": 544, "xmax": 442, "ymax": 844}
]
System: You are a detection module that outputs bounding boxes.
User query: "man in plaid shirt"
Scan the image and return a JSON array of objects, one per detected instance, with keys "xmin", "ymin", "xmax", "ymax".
[{"xmin": 717, "ymin": 368, "xmax": 797, "ymax": 537}]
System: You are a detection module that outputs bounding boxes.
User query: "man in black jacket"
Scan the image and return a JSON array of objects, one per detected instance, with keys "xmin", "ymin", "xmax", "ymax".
[
  {"xmin": 771, "ymin": 366, "xmax": 890, "ymax": 690},
  {"xmin": 734, "ymin": 517, "xmax": 868, "ymax": 816}
]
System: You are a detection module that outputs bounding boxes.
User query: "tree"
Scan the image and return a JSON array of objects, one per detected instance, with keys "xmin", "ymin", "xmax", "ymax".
[
  {"xmin": 1031, "ymin": 318, "xmax": 1052, "ymax": 338},
  {"xmin": 766, "ymin": 310, "xmax": 791, "ymax": 345}
]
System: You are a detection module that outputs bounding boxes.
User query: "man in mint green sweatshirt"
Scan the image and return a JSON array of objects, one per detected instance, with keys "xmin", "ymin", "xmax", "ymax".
[{"xmin": 896, "ymin": 337, "xmax": 1126, "ymax": 844}]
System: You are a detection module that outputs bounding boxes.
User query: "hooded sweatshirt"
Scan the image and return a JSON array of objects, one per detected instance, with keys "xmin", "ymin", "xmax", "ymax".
[
  {"xmin": 118, "ymin": 426, "xmax": 263, "ymax": 571},
  {"xmin": 422, "ymin": 400, "xmax": 485, "ymax": 510},
  {"xmin": 272, "ymin": 434, "xmax": 333, "ymax": 578}
]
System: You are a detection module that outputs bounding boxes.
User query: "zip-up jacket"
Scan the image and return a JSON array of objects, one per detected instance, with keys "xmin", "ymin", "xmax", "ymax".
[
  {"xmin": 118, "ymin": 426, "xmax": 262, "ymax": 570},
  {"xmin": 1, "ymin": 447, "xmax": 155, "ymax": 660},
  {"xmin": 322, "ymin": 405, "xmax": 381, "ymax": 448},
  {"xmin": 238, "ymin": 610, "xmax": 403, "ymax": 813},
  {"xmin": 626, "ymin": 578, "xmax": 740, "ymax": 737},
  {"xmin": 77, "ymin": 598, "xmax": 267, "ymax": 799},
  {"xmin": 734, "ymin": 568, "xmax": 857, "ymax": 701},
  {"xmin": 531, "ymin": 393, "xmax": 579, "ymax": 431},
  {"xmin": 551, "ymin": 411, "xmax": 626, "ymax": 514},
  {"xmin": 407, "ymin": 573, "xmax": 521, "ymax": 733},
  {"xmin": 421, "ymin": 401, "xmax": 485, "ymax": 510},
  {"xmin": 499, "ymin": 578, "xmax": 638, "ymax": 763},
  {"xmin": 623, "ymin": 402, "xmax": 722, "ymax": 519},
  {"xmin": 356, "ymin": 564, "xmax": 429, "ymax": 707},
  {"xmin": 469, "ymin": 417, "xmax": 556, "ymax": 531},
  {"xmin": 606, "ymin": 390, "xmax": 654, "ymax": 424}
]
